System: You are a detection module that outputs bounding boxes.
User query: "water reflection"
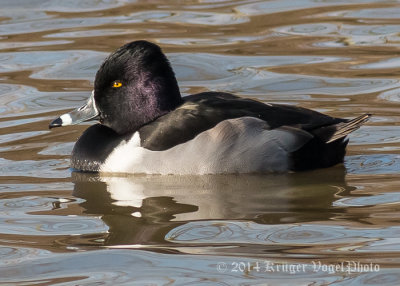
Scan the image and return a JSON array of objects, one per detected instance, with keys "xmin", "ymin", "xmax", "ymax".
[{"xmin": 72, "ymin": 167, "xmax": 352, "ymax": 247}]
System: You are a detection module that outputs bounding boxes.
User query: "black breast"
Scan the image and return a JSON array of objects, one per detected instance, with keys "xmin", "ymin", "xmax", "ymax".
[{"xmin": 71, "ymin": 124, "xmax": 130, "ymax": 171}]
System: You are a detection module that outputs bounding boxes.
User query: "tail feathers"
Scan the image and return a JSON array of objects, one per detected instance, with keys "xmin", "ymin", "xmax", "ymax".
[{"xmin": 326, "ymin": 113, "xmax": 371, "ymax": 143}]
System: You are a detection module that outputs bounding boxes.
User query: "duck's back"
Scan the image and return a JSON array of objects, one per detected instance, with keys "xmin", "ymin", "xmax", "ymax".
[{"xmin": 139, "ymin": 92, "xmax": 345, "ymax": 151}]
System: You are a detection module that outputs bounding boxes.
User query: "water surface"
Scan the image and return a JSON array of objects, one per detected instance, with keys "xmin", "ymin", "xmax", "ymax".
[{"xmin": 1, "ymin": 0, "xmax": 400, "ymax": 285}]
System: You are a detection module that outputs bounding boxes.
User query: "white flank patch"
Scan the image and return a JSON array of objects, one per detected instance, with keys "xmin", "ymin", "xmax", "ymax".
[
  {"xmin": 100, "ymin": 132, "xmax": 144, "ymax": 173},
  {"xmin": 60, "ymin": 113, "xmax": 73, "ymax": 126}
]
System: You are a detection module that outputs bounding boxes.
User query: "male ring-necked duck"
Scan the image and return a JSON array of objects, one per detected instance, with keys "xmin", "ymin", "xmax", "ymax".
[{"xmin": 49, "ymin": 40, "xmax": 370, "ymax": 174}]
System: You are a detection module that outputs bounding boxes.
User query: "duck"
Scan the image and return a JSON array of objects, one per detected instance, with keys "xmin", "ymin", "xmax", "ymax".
[{"xmin": 49, "ymin": 40, "xmax": 370, "ymax": 174}]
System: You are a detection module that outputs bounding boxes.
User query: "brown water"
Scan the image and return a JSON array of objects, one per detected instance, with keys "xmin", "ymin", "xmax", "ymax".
[{"xmin": 1, "ymin": 0, "xmax": 400, "ymax": 285}]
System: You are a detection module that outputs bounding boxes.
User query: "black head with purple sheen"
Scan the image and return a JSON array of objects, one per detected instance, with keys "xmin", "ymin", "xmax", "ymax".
[{"xmin": 94, "ymin": 40, "xmax": 182, "ymax": 134}]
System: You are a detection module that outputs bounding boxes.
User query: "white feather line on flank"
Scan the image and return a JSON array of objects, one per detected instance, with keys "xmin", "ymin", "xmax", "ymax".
[{"xmin": 100, "ymin": 117, "xmax": 312, "ymax": 174}]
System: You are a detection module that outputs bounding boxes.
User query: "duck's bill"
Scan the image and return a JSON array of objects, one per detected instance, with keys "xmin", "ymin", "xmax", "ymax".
[{"xmin": 49, "ymin": 91, "xmax": 99, "ymax": 129}]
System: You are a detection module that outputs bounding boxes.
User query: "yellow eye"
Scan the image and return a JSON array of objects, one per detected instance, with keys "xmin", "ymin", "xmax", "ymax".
[{"xmin": 112, "ymin": 81, "xmax": 122, "ymax": 88}]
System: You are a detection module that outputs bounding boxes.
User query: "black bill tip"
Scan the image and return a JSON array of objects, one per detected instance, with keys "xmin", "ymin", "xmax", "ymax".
[{"xmin": 49, "ymin": 117, "xmax": 62, "ymax": 129}]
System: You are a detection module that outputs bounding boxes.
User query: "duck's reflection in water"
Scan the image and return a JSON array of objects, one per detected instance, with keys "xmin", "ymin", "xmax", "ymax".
[{"xmin": 72, "ymin": 166, "xmax": 354, "ymax": 247}]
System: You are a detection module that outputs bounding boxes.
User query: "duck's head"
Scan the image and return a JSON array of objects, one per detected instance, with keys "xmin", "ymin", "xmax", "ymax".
[{"xmin": 49, "ymin": 40, "xmax": 182, "ymax": 134}]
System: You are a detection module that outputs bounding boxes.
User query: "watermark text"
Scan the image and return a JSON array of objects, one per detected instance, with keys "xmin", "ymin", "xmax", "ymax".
[{"xmin": 216, "ymin": 260, "xmax": 380, "ymax": 274}]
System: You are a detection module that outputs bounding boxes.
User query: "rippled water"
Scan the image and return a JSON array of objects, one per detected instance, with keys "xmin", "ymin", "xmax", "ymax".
[{"xmin": 1, "ymin": 0, "xmax": 400, "ymax": 285}]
